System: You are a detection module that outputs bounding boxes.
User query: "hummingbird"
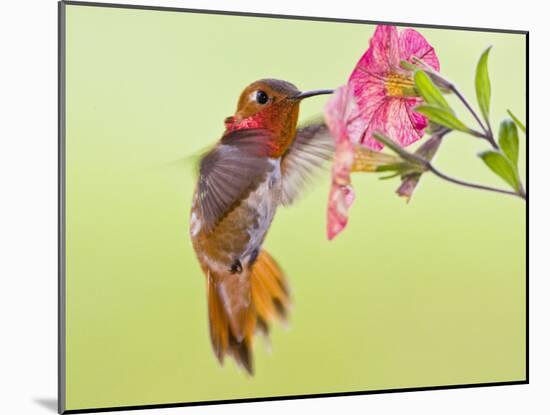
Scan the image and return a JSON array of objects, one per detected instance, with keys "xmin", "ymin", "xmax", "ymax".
[{"xmin": 189, "ymin": 79, "xmax": 334, "ymax": 374}]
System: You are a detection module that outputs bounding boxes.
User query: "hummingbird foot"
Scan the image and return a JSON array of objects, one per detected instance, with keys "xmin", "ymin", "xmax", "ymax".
[{"xmin": 230, "ymin": 259, "xmax": 243, "ymax": 274}]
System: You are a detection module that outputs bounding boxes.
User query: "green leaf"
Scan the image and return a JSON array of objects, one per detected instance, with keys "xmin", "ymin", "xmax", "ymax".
[
  {"xmin": 371, "ymin": 133, "xmax": 423, "ymax": 165},
  {"xmin": 400, "ymin": 60, "xmax": 418, "ymax": 71},
  {"xmin": 379, "ymin": 172, "xmax": 402, "ymax": 180},
  {"xmin": 414, "ymin": 70, "xmax": 451, "ymax": 110},
  {"xmin": 372, "ymin": 133, "xmax": 412, "ymax": 158},
  {"xmin": 479, "ymin": 150, "xmax": 520, "ymax": 192},
  {"xmin": 376, "ymin": 163, "xmax": 406, "ymax": 173},
  {"xmin": 425, "ymin": 71, "xmax": 454, "ymax": 93},
  {"xmin": 475, "ymin": 46, "xmax": 492, "ymax": 125},
  {"xmin": 376, "ymin": 162, "xmax": 424, "ymax": 176},
  {"xmin": 507, "ymin": 109, "xmax": 526, "ymax": 134},
  {"xmin": 498, "ymin": 119, "xmax": 519, "ymax": 166},
  {"xmin": 414, "ymin": 105, "xmax": 470, "ymax": 133}
]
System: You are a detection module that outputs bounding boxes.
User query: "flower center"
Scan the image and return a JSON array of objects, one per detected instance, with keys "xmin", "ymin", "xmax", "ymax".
[{"xmin": 385, "ymin": 72, "xmax": 415, "ymax": 97}]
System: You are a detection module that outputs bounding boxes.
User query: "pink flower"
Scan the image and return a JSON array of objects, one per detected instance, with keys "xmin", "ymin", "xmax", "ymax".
[
  {"xmin": 350, "ymin": 25, "xmax": 440, "ymax": 149},
  {"xmin": 324, "ymin": 25, "xmax": 439, "ymax": 240},
  {"xmin": 325, "ymin": 86, "xmax": 359, "ymax": 240}
]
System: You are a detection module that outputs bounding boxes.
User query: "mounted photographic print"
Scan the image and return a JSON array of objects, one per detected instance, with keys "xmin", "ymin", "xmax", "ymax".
[{"xmin": 58, "ymin": 1, "xmax": 528, "ymax": 413}]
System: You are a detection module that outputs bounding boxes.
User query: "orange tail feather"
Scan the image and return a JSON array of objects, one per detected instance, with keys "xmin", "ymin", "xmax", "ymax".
[{"xmin": 206, "ymin": 250, "xmax": 291, "ymax": 375}]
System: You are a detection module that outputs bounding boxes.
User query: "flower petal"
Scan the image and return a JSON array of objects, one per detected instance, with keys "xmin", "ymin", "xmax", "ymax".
[
  {"xmin": 398, "ymin": 28, "xmax": 440, "ymax": 71},
  {"xmin": 389, "ymin": 98, "xmax": 427, "ymax": 146},
  {"xmin": 347, "ymin": 26, "xmax": 438, "ymax": 151},
  {"xmin": 327, "ymin": 182, "xmax": 355, "ymax": 240},
  {"xmin": 324, "ymin": 85, "xmax": 358, "ymax": 143},
  {"xmin": 350, "ymin": 25, "xmax": 401, "ymax": 80},
  {"xmin": 326, "ymin": 140, "xmax": 355, "ymax": 240},
  {"xmin": 348, "ymin": 26, "xmax": 400, "ymax": 145},
  {"xmin": 355, "ymin": 97, "xmax": 424, "ymax": 148},
  {"xmin": 406, "ymin": 100, "xmax": 429, "ymax": 135},
  {"xmin": 347, "ymin": 79, "xmax": 387, "ymax": 149},
  {"xmin": 396, "ymin": 173, "xmax": 421, "ymax": 202}
]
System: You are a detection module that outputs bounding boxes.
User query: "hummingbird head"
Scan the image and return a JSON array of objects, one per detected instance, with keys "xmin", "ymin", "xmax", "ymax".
[{"xmin": 224, "ymin": 78, "xmax": 333, "ymax": 156}]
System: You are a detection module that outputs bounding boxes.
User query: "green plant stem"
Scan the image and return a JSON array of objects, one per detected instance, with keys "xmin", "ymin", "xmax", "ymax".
[
  {"xmin": 427, "ymin": 164, "xmax": 525, "ymax": 199},
  {"xmin": 372, "ymin": 132, "xmax": 525, "ymax": 200},
  {"xmin": 450, "ymin": 85, "xmax": 498, "ymax": 149}
]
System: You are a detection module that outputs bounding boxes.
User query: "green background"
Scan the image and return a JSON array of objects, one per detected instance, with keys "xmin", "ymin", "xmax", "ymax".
[{"xmin": 64, "ymin": 4, "xmax": 526, "ymax": 411}]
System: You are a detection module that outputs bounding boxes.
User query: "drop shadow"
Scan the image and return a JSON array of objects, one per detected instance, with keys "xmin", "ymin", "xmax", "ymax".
[{"xmin": 34, "ymin": 398, "xmax": 57, "ymax": 413}]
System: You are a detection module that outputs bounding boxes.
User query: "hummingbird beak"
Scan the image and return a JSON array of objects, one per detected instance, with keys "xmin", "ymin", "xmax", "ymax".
[{"xmin": 292, "ymin": 89, "xmax": 334, "ymax": 100}]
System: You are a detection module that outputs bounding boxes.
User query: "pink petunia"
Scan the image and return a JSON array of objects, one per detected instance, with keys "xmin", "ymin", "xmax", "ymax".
[
  {"xmin": 325, "ymin": 85, "xmax": 361, "ymax": 240},
  {"xmin": 324, "ymin": 25, "xmax": 439, "ymax": 239},
  {"xmin": 349, "ymin": 25, "xmax": 439, "ymax": 149}
]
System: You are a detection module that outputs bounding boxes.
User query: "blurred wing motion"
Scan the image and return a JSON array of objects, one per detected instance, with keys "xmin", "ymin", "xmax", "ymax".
[
  {"xmin": 280, "ymin": 122, "xmax": 335, "ymax": 205},
  {"xmin": 197, "ymin": 128, "xmax": 274, "ymax": 231}
]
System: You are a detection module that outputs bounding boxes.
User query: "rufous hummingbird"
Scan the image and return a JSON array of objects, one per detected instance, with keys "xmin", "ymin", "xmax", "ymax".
[{"xmin": 190, "ymin": 79, "xmax": 334, "ymax": 374}]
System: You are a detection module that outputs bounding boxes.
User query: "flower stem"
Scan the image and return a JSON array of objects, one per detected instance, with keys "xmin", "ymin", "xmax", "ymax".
[
  {"xmin": 372, "ymin": 132, "xmax": 526, "ymax": 200},
  {"xmin": 450, "ymin": 85, "xmax": 498, "ymax": 149},
  {"xmin": 426, "ymin": 164, "xmax": 525, "ymax": 199}
]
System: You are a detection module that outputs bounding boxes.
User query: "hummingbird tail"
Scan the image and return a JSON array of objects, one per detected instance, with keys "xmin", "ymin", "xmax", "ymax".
[
  {"xmin": 205, "ymin": 250, "xmax": 291, "ymax": 375},
  {"xmin": 250, "ymin": 250, "xmax": 291, "ymax": 335}
]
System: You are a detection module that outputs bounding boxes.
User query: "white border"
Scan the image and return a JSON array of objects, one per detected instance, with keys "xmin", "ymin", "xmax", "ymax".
[{"xmin": 0, "ymin": 1, "xmax": 545, "ymax": 414}]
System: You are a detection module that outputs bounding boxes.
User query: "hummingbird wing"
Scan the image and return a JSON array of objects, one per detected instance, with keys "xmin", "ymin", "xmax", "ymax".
[
  {"xmin": 280, "ymin": 123, "xmax": 335, "ymax": 205},
  {"xmin": 197, "ymin": 128, "xmax": 275, "ymax": 231}
]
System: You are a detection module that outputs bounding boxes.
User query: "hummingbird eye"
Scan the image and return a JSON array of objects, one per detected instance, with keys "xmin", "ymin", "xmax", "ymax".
[{"xmin": 255, "ymin": 90, "xmax": 269, "ymax": 105}]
